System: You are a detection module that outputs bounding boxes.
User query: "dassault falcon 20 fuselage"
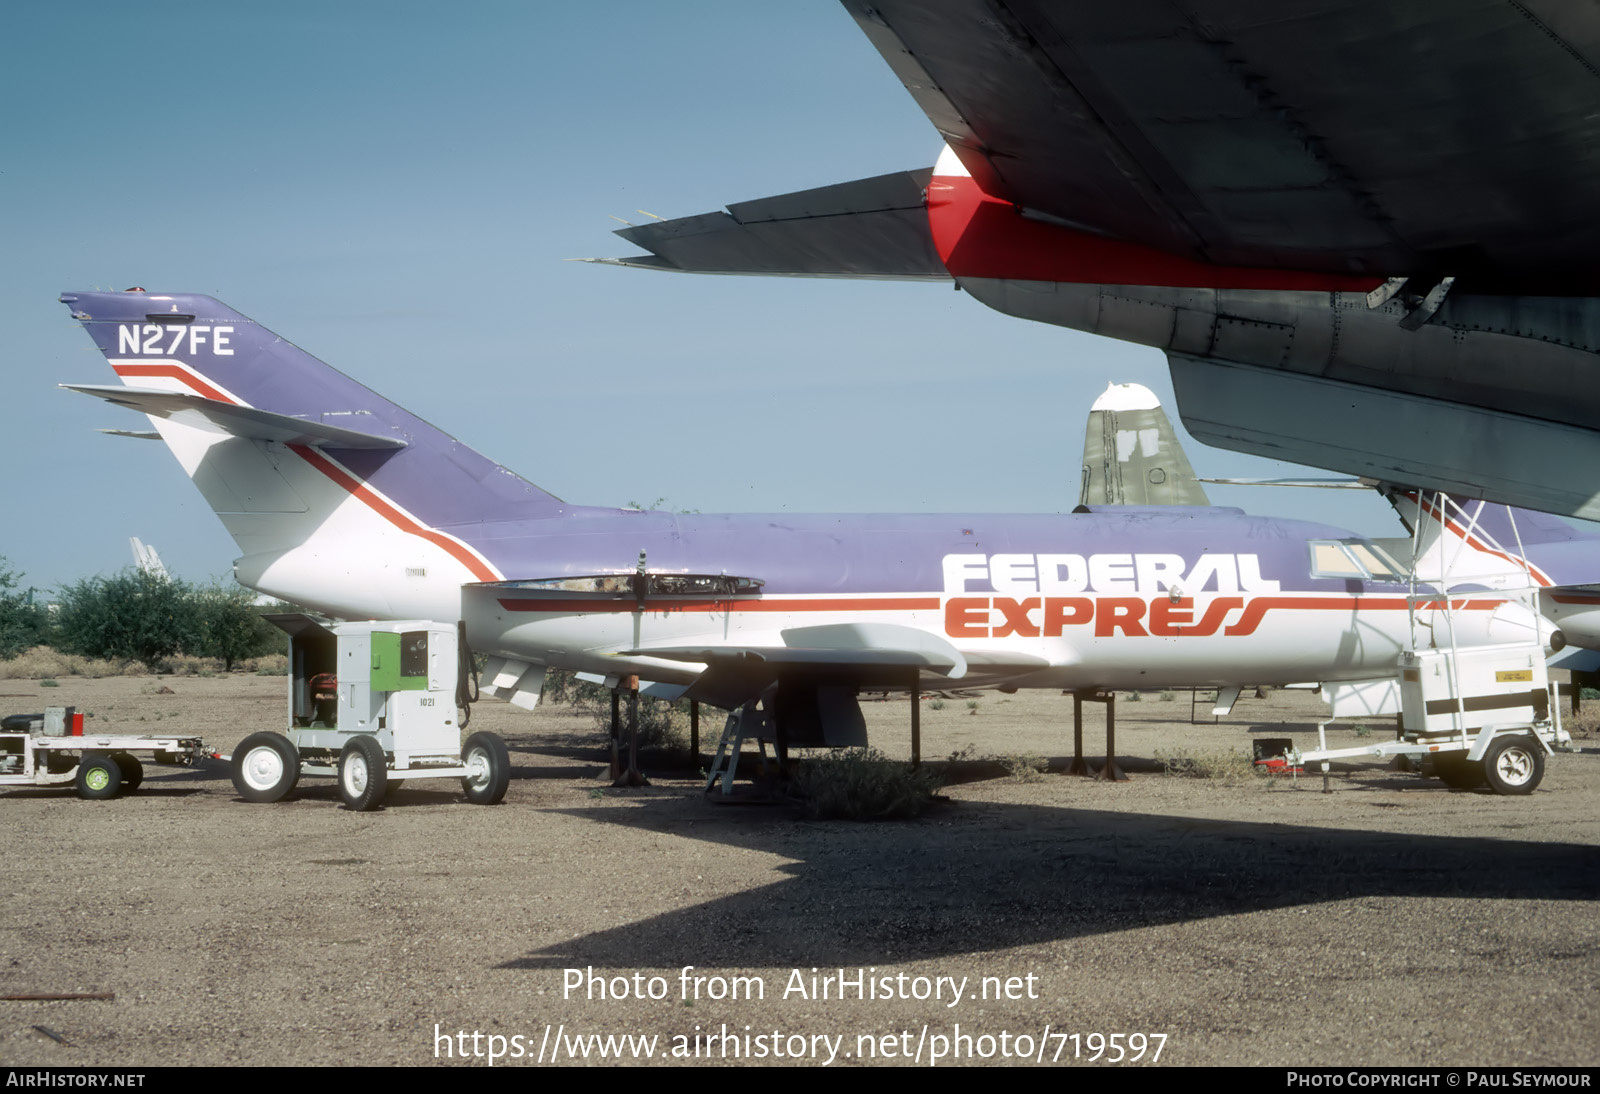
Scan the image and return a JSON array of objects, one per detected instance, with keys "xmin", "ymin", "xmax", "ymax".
[{"xmin": 60, "ymin": 291, "xmax": 1547, "ymax": 715}]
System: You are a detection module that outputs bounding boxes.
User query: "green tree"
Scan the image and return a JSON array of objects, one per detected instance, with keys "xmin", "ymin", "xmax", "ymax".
[
  {"xmin": 191, "ymin": 583, "xmax": 281, "ymax": 670},
  {"xmin": 54, "ymin": 570, "xmax": 195, "ymax": 669},
  {"xmin": 0, "ymin": 558, "xmax": 46, "ymax": 659}
]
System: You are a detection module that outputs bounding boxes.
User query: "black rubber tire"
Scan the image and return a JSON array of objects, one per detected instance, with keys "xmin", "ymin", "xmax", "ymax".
[
  {"xmin": 460, "ymin": 731, "xmax": 510, "ymax": 805},
  {"xmin": 111, "ymin": 753, "xmax": 144, "ymax": 792},
  {"xmin": 232, "ymin": 732, "xmax": 300, "ymax": 803},
  {"xmin": 76, "ymin": 753, "xmax": 123, "ymax": 800},
  {"xmin": 338, "ymin": 736, "xmax": 388, "ymax": 812},
  {"xmin": 1482, "ymin": 735, "xmax": 1545, "ymax": 796},
  {"xmin": 1434, "ymin": 754, "xmax": 1487, "ymax": 790}
]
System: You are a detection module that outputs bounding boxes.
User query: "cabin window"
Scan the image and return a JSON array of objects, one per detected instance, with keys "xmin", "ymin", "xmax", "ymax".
[{"xmin": 1309, "ymin": 539, "xmax": 1406, "ymax": 581}]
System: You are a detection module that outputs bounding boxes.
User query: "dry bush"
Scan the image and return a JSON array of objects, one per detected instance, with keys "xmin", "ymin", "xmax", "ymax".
[
  {"xmin": 1155, "ymin": 748, "xmax": 1261, "ymax": 783},
  {"xmin": 0, "ymin": 646, "xmax": 288, "ymax": 680},
  {"xmin": 1562, "ymin": 705, "xmax": 1600, "ymax": 741},
  {"xmin": 788, "ymin": 748, "xmax": 944, "ymax": 820},
  {"xmin": 998, "ymin": 753, "xmax": 1049, "ymax": 783},
  {"xmin": 0, "ymin": 646, "xmax": 127, "ymax": 679}
]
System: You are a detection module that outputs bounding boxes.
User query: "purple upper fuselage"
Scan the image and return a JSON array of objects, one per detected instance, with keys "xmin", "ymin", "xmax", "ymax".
[{"xmin": 62, "ymin": 289, "xmax": 1404, "ymax": 597}]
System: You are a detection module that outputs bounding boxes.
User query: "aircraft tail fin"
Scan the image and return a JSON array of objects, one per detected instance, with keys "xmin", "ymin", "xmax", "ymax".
[
  {"xmin": 1079, "ymin": 382, "xmax": 1210, "ymax": 507},
  {"xmin": 61, "ymin": 291, "xmax": 566, "ymax": 613},
  {"xmin": 1383, "ymin": 489, "xmax": 1600, "ymax": 590}
]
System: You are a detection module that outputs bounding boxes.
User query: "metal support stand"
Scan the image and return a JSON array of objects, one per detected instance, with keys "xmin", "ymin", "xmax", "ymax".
[
  {"xmin": 1068, "ymin": 691, "xmax": 1094, "ymax": 776},
  {"xmin": 612, "ymin": 675, "xmax": 649, "ymax": 787},
  {"xmin": 910, "ymin": 674, "xmax": 921, "ymax": 769},
  {"xmin": 1093, "ymin": 691, "xmax": 1128, "ymax": 782},
  {"xmin": 608, "ymin": 689, "xmax": 621, "ymax": 778},
  {"xmin": 690, "ymin": 700, "xmax": 700, "ymax": 763}
]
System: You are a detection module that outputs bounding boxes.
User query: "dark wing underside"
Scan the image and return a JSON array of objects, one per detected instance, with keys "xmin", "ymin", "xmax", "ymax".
[
  {"xmin": 843, "ymin": 0, "xmax": 1600, "ymax": 288},
  {"xmin": 596, "ymin": 169, "xmax": 950, "ymax": 280}
]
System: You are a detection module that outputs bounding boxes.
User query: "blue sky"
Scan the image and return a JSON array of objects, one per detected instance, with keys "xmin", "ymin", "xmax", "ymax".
[{"xmin": 3, "ymin": 1, "xmax": 1398, "ymax": 594}]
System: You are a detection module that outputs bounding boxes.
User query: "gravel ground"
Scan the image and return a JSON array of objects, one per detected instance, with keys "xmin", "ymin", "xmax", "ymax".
[{"xmin": 1, "ymin": 676, "xmax": 1595, "ymax": 1068}]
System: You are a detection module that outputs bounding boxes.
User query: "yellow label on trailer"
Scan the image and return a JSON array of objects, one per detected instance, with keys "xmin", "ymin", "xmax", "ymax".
[{"xmin": 1495, "ymin": 669, "xmax": 1533, "ymax": 682}]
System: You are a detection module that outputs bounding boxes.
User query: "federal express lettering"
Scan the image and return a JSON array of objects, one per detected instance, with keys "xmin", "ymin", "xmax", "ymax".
[{"xmin": 940, "ymin": 551, "xmax": 1280, "ymax": 639}]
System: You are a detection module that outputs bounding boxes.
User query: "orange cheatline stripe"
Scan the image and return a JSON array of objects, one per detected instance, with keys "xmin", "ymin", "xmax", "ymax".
[
  {"xmin": 111, "ymin": 362, "xmax": 234, "ymax": 404},
  {"xmin": 498, "ymin": 596, "xmax": 943, "ymax": 614},
  {"xmin": 288, "ymin": 444, "xmax": 499, "ymax": 583}
]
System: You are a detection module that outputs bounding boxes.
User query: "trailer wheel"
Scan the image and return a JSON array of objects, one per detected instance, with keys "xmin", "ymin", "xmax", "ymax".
[
  {"xmin": 76, "ymin": 753, "xmax": 123, "ymax": 800},
  {"xmin": 461, "ymin": 731, "xmax": 509, "ymax": 805},
  {"xmin": 338, "ymin": 736, "xmax": 387, "ymax": 812},
  {"xmin": 232, "ymin": 733, "xmax": 300, "ymax": 803},
  {"xmin": 111, "ymin": 753, "xmax": 144, "ymax": 792},
  {"xmin": 1483, "ymin": 736, "xmax": 1545, "ymax": 796},
  {"xmin": 1434, "ymin": 755, "xmax": 1486, "ymax": 790}
]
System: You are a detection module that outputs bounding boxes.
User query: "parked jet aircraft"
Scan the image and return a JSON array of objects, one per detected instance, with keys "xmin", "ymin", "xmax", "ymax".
[
  {"xmin": 595, "ymin": 1, "xmax": 1600, "ymax": 524},
  {"xmin": 60, "ymin": 290, "xmax": 1561, "ymax": 744}
]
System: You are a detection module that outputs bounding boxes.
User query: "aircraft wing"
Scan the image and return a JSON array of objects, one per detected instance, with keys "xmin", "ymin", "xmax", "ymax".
[
  {"xmin": 840, "ymin": 0, "xmax": 1600, "ymax": 288},
  {"xmin": 629, "ymin": 622, "xmax": 1048, "ymax": 709},
  {"xmin": 64, "ymin": 385, "xmax": 407, "ymax": 450},
  {"xmin": 591, "ymin": 169, "xmax": 950, "ymax": 280}
]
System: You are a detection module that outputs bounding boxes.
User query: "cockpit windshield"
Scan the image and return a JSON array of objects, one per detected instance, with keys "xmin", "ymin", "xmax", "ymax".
[{"xmin": 1309, "ymin": 539, "xmax": 1407, "ymax": 582}]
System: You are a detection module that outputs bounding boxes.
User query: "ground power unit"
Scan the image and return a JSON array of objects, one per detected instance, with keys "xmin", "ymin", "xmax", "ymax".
[{"xmin": 230, "ymin": 616, "xmax": 509, "ymax": 811}]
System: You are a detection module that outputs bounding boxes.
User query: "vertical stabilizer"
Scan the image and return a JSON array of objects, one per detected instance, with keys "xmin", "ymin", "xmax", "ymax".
[
  {"xmin": 61, "ymin": 291, "xmax": 568, "ymax": 619},
  {"xmin": 1080, "ymin": 383, "xmax": 1210, "ymax": 506}
]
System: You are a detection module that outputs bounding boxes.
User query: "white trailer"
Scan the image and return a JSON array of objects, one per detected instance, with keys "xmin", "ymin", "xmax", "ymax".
[
  {"xmin": 1295, "ymin": 642, "xmax": 1566, "ymax": 795},
  {"xmin": 0, "ymin": 707, "xmax": 207, "ymax": 799},
  {"xmin": 230, "ymin": 615, "xmax": 510, "ymax": 811}
]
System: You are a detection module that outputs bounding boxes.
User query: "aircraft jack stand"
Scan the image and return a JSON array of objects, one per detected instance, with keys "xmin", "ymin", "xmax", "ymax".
[
  {"xmin": 1071, "ymin": 691, "xmax": 1127, "ymax": 780},
  {"xmin": 704, "ymin": 701, "xmax": 775, "ymax": 798},
  {"xmin": 608, "ymin": 679, "xmax": 650, "ymax": 788}
]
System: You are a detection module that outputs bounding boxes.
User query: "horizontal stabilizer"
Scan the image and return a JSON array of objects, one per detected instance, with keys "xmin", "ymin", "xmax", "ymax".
[
  {"xmin": 63, "ymin": 385, "xmax": 407, "ymax": 450},
  {"xmin": 588, "ymin": 169, "xmax": 951, "ymax": 281},
  {"xmin": 1202, "ymin": 477, "xmax": 1371, "ymax": 489}
]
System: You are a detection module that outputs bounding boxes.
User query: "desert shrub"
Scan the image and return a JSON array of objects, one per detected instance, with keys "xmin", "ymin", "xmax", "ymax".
[
  {"xmin": 1155, "ymin": 749, "xmax": 1260, "ymax": 782},
  {"xmin": 0, "ymin": 646, "xmax": 127, "ymax": 679},
  {"xmin": 999, "ymin": 754, "xmax": 1049, "ymax": 783},
  {"xmin": 0, "ymin": 559, "xmax": 47, "ymax": 660},
  {"xmin": 585, "ymin": 691, "xmax": 688, "ymax": 753},
  {"xmin": 788, "ymin": 748, "xmax": 943, "ymax": 819},
  {"xmin": 190, "ymin": 583, "xmax": 281, "ymax": 670},
  {"xmin": 53, "ymin": 570, "xmax": 195, "ymax": 670}
]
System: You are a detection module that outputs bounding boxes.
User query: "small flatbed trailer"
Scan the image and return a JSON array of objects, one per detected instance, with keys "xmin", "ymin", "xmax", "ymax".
[{"xmin": 0, "ymin": 708, "xmax": 206, "ymax": 799}]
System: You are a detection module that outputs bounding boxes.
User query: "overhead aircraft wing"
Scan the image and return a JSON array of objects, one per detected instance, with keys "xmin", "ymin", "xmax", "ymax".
[
  {"xmin": 63, "ymin": 385, "xmax": 407, "ymax": 450},
  {"xmin": 840, "ymin": 0, "xmax": 1600, "ymax": 289},
  {"xmin": 587, "ymin": 169, "xmax": 950, "ymax": 280}
]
